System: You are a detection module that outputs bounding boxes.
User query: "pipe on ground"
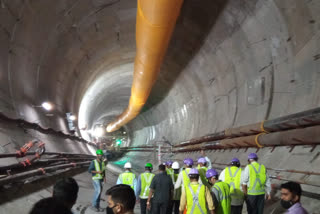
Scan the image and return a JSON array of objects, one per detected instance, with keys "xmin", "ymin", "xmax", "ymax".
[
  {"xmin": 0, "ymin": 161, "xmax": 91, "ymax": 186},
  {"xmin": 106, "ymin": 0, "xmax": 184, "ymax": 132}
]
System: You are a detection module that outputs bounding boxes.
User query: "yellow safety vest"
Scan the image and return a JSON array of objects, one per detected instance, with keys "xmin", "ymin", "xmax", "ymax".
[
  {"xmin": 167, "ymin": 168, "xmax": 174, "ymax": 176},
  {"xmin": 92, "ymin": 159, "xmax": 105, "ymax": 180},
  {"xmin": 182, "ymin": 168, "xmax": 191, "ymax": 187},
  {"xmin": 212, "ymin": 181, "xmax": 231, "ymax": 214},
  {"xmin": 140, "ymin": 172, "xmax": 155, "ymax": 199},
  {"xmin": 224, "ymin": 166, "xmax": 244, "ymax": 204},
  {"xmin": 199, "ymin": 167, "xmax": 210, "ymax": 188},
  {"xmin": 248, "ymin": 162, "xmax": 266, "ymax": 195},
  {"xmin": 186, "ymin": 183, "xmax": 207, "ymax": 214},
  {"xmin": 119, "ymin": 172, "xmax": 136, "ymax": 189},
  {"xmin": 173, "ymin": 173, "xmax": 182, "ymax": 200}
]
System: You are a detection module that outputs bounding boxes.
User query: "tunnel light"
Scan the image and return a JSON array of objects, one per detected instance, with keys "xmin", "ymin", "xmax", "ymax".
[
  {"xmin": 123, "ymin": 131, "xmax": 126, "ymax": 134},
  {"xmin": 116, "ymin": 139, "xmax": 122, "ymax": 145},
  {"xmin": 69, "ymin": 115, "xmax": 77, "ymax": 121},
  {"xmin": 106, "ymin": 125, "xmax": 113, "ymax": 132},
  {"xmin": 94, "ymin": 126, "xmax": 105, "ymax": 137},
  {"xmin": 41, "ymin": 102, "xmax": 53, "ymax": 111}
]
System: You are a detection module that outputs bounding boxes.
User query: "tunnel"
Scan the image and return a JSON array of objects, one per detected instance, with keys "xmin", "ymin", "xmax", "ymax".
[{"xmin": 0, "ymin": 0, "xmax": 319, "ymax": 213}]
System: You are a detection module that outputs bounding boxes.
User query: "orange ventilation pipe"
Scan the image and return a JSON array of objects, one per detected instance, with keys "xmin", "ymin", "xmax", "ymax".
[{"xmin": 106, "ymin": 0, "xmax": 184, "ymax": 132}]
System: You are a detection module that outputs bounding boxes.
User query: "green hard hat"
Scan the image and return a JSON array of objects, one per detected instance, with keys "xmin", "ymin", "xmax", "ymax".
[
  {"xmin": 145, "ymin": 163, "xmax": 153, "ymax": 168},
  {"xmin": 96, "ymin": 149, "xmax": 103, "ymax": 155}
]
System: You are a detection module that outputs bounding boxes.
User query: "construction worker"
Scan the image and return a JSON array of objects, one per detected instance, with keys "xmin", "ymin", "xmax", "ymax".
[
  {"xmin": 168, "ymin": 161, "xmax": 182, "ymax": 214},
  {"xmin": 174, "ymin": 158, "xmax": 194, "ymax": 189},
  {"xmin": 137, "ymin": 163, "xmax": 155, "ymax": 214},
  {"xmin": 116, "ymin": 162, "xmax": 137, "ymax": 195},
  {"xmin": 88, "ymin": 149, "xmax": 107, "ymax": 212},
  {"xmin": 198, "ymin": 157, "xmax": 211, "ymax": 188},
  {"xmin": 219, "ymin": 158, "xmax": 244, "ymax": 214},
  {"xmin": 197, "ymin": 150, "xmax": 212, "ymax": 169},
  {"xmin": 179, "ymin": 168, "xmax": 215, "ymax": 214},
  {"xmin": 206, "ymin": 169, "xmax": 231, "ymax": 214},
  {"xmin": 166, "ymin": 161, "xmax": 174, "ymax": 178},
  {"xmin": 242, "ymin": 153, "xmax": 271, "ymax": 214}
]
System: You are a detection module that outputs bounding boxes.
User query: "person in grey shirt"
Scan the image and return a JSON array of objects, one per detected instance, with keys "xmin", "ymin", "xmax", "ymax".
[{"xmin": 147, "ymin": 164, "xmax": 173, "ymax": 214}]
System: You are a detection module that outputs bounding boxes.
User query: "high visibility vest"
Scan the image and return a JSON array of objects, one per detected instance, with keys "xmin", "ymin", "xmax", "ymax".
[
  {"xmin": 173, "ymin": 173, "xmax": 182, "ymax": 200},
  {"xmin": 167, "ymin": 168, "xmax": 174, "ymax": 176},
  {"xmin": 212, "ymin": 181, "xmax": 231, "ymax": 214},
  {"xmin": 182, "ymin": 168, "xmax": 191, "ymax": 187},
  {"xmin": 186, "ymin": 183, "xmax": 207, "ymax": 214},
  {"xmin": 119, "ymin": 172, "xmax": 136, "ymax": 189},
  {"xmin": 140, "ymin": 172, "xmax": 155, "ymax": 199},
  {"xmin": 198, "ymin": 167, "xmax": 210, "ymax": 188},
  {"xmin": 248, "ymin": 162, "xmax": 266, "ymax": 195},
  {"xmin": 92, "ymin": 160, "xmax": 105, "ymax": 180},
  {"xmin": 224, "ymin": 166, "xmax": 244, "ymax": 204}
]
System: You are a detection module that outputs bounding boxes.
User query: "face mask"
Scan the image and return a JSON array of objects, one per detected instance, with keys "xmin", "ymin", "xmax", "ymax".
[{"xmin": 280, "ymin": 199, "xmax": 294, "ymax": 209}]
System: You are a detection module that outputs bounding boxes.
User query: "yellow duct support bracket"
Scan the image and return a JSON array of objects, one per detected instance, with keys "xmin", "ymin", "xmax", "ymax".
[{"xmin": 106, "ymin": 0, "xmax": 184, "ymax": 132}]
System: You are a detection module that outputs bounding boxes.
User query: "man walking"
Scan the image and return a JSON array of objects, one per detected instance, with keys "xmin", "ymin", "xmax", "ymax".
[
  {"xmin": 179, "ymin": 168, "xmax": 215, "ymax": 214},
  {"xmin": 167, "ymin": 161, "xmax": 182, "ymax": 214},
  {"xmin": 137, "ymin": 163, "xmax": 155, "ymax": 214},
  {"xmin": 219, "ymin": 158, "xmax": 244, "ymax": 214},
  {"xmin": 206, "ymin": 169, "xmax": 231, "ymax": 214},
  {"xmin": 117, "ymin": 162, "xmax": 137, "ymax": 193},
  {"xmin": 242, "ymin": 153, "xmax": 271, "ymax": 214},
  {"xmin": 147, "ymin": 164, "xmax": 173, "ymax": 214},
  {"xmin": 174, "ymin": 158, "xmax": 194, "ymax": 189},
  {"xmin": 88, "ymin": 149, "xmax": 107, "ymax": 212}
]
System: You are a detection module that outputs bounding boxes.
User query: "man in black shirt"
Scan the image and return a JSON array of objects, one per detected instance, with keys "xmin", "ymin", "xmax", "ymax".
[{"xmin": 147, "ymin": 164, "xmax": 173, "ymax": 214}]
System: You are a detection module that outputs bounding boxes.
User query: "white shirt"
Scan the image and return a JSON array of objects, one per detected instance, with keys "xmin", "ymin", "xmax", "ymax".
[
  {"xmin": 219, "ymin": 167, "xmax": 244, "ymax": 206},
  {"xmin": 242, "ymin": 161, "xmax": 271, "ymax": 195}
]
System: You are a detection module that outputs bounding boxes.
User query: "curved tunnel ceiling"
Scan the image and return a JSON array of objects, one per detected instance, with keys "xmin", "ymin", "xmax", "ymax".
[
  {"xmin": 0, "ymin": 0, "xmax": 320, "ymax": 212},
  {"xmin": 0, "ymin": 0, "xmax": 319, "ymax": 145}
]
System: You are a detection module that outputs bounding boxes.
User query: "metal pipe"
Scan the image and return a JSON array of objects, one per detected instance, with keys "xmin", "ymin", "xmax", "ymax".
[
  {"xmin": 0, "ymin": 161, "xmax": 90, "ymax": 186},
  {"xmin": 269, "ymin": 175, "xmax": 320, "ymax": 188},
  {"xmin": 173, "ymin": 125, "xmax": 320, "ymax": 152},
  {"xmin": 0, "ymin": 152, "xmax": 95, "ymax": 159},
  {"xmin": 106, "ymin": 0, "xmax": 184, "ymax": 132},
  {"xmin": 0, "ymin": 112, "xmax": 89, "ymax": 144},
  {"xmin": 175, "ymin": 107, "xmax": 320, "ymax": 148},
  {"xmin": 0, "ymin": 158, "xmax": 94, "ymax": 173},
  {"xmin": 211, "ymin": 162, "xmax": 320, "ymax": 176}
]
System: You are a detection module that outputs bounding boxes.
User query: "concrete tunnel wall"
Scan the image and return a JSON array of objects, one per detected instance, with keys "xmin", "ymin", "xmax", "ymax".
[{"xmin": 0, "ymin": 0, "xmax": 319, "ymax": 213}]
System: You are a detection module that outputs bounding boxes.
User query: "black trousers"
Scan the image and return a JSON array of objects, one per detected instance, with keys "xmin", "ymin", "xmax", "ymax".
[
  {"xmin": 246, "ymin": 195, "xmax": 265, "ymax": 214},
  {"xmin": 152, "ymin": 201, "xmax": 169, "ymax": 214},
  {"xmin": 172, "ymin": 200, "xmax": 180, "ymax": 214},
  {"xmin": 231, "ymin": 205, "xmax": 243, "ymax": 214},
  {"xmin": 140, "ymin": 199, "xmax": 152, "ymax": 214}
]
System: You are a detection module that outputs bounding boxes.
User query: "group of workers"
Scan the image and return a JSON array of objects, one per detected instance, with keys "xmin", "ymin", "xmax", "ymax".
[{"xmin": 89, "ymin": 149, "xmax": 308, "ymax": 214}]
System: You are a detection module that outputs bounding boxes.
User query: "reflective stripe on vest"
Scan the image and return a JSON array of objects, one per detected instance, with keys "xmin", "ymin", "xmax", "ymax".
[
  {"xmin": 186, "ymin": 183, "xmax": 207, "ymax": 214},
  {"xmin": 182, "ymin": 168, "xmax": 191, "ymax": 187},
  {"xmin": 140, "ymin": 172, "xmax": 155, "ymax": 199},
  {"xmin": 224, "ymin": 167, "xmax": 244, "ymax": 204},
  {"xmin": 120, "ymin": 172, "xmax": 135, "ymax": 189},
  {"xmin": 212, "ymin": 181, "xmax": 231, "ymax": 214},
  {"xmin": 248, "ymin": 162, "xmax": 266, "ymax": 195},
  {"xmin": 92, "ymin": 160, "xmax": 105, "ymax": 180}
]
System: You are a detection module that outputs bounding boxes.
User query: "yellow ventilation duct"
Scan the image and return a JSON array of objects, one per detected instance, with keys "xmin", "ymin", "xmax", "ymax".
[{"xmin": 106, "ymin": 0, "xmax": 184, "ymax": 132}]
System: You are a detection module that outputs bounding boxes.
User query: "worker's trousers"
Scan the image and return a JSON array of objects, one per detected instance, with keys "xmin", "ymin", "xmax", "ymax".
[
  {"xmin": 246, "ymin": 194, "xmax": 265, "ymax": 214},
  {"xmin": 92, "ymin": 179, "xmax": 103, "ymax": 208}
]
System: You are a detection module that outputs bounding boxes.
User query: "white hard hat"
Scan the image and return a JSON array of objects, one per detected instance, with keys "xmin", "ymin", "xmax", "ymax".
[
  {"xmin": 124, "ymin": 162, "xmax": 132, "ymax": 169},
  {"xmin": 172, "ymin": 161, "xmax": 180, "ymax": 169}
]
